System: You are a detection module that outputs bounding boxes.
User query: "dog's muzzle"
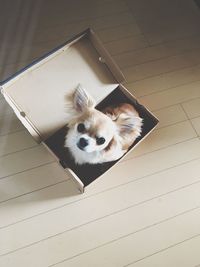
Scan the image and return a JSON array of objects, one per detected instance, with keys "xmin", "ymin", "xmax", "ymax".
[{"xmin": 77, "ymin": 137, "xmax": 89, "ymax": 150}]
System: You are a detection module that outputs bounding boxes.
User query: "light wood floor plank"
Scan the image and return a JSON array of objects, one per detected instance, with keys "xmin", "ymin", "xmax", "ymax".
[
  {"xmin": 36, "ymin": 0, "xmax": 128, "ymax": 28},
  {"xmin": 97, "ymin": 23, "xmax": 141, "ymax": 43},
  {"xmin": 191, "ymin": 117, "xmax": 200, "ymax": 136},
  {"xmin": 105, "ymin": 35, "xmax": 148, "ymax": 56},
  {"xmin": 1, "ymin": 158, "xmax": 200, "ymax": 259},
  {"xmin": 114, "ymin": 36, "xmax": 200, "ymax": 69},
  {"xmin": 0, "ymin": 146, "xmax": 55, "ymax": 179},
  {"xmin": 92, "ymin": 11, "xmax": 135, "ymax": 30},
  {"xmin": 182, "ymin": 97, "xmax": 200, "ymax": 119},
  {"xmin": 123, "ymin": 49, "xmax": 200, "ymax": 83},
  {"xmin": 0, "ymin": 98, "xmax": 14, "ymax": 118},
  {"xmin": 0, "ymin": 138, "xmax": 200, "ymax": 229},
  {"xmin": 128, "ymin": 235, "xmax": 200, "ymax": 267},
  {"xmin": 138, "ymin": 80, "xmax": 200, "ymax": 111},
  {"xmin": 0, "ymin": 162, "xmax": 69, "ymax": 203},
  {"xmin": 126, "ymin": 121, "xmax": 197, "ymax": 159},
  {"xmin": 126, "ymin": 64, "xmax": 200, "ymax": 98},
  {"xmin": 153, "ymin": 105, "xmax": 187, "ymax": 129},
  {"xmin": 33, "ymin": 209, "xmax": 200, "ymax": 267},
  {"xmin": 125, "ymin": 0, "xmax": 200, "ymax": 45},
  {"xmin": 91, "ymin": 138, "xmax": 200, "ymax": 193},
  {"xmin": 0, "ymin": 130, "xmax": 36, "ymax": 157},
  {"xmin": 0, "ymin": 114, "xmax": 24, "ymax": 136}
]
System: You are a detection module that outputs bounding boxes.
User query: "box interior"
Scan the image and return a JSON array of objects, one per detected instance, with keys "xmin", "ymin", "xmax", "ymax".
[
  {"xmin": 44, "ymin": 86, "xmax": 159, "ymax": 187},
  {"xmin": 1, "ymin": 29, "xmax": 159, "ymax": 189},
  {"xmin": 1, "ymin": 32, "xmax": 120, "ymax": 141}
]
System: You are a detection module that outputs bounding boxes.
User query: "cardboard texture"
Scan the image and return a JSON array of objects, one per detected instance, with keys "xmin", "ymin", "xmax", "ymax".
[{"xmin": 0, "ymin": 28, "xmax": 158, "ymax": 193}]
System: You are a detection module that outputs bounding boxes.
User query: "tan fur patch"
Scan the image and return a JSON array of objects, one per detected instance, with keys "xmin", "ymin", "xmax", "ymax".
[
  {"xmin": 104, "ymin": 103, "xmax": 139, "ymax": 118},
  {"xmin": 103, "ymin": 103, "xmax": 142, "ymax": 151},
  {"xmin": 70, "ymin": 109, "xmax": 108, "ymax": 138},
  {"xmin": 104, "ymin": 137, "xmax": 116, "ymax": 152},
  {"xmin": 88, "ymin": 119, "xmax": 106, "ymax": 137}
]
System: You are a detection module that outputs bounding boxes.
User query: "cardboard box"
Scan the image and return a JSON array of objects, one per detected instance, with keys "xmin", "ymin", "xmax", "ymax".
[{"xmin": 0, "ymin": 28, "xmax": 158, "ymax": 193}]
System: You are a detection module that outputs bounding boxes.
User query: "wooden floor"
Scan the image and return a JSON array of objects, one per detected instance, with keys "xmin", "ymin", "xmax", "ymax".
[{"xmin": 1, "ymin": 0, "xmax": 200, "ymax": 266}]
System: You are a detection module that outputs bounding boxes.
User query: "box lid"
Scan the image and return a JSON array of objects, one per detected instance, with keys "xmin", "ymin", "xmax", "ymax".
[{"xmin": 0, "ymin": 28, "xmax": 125, "ymax": 142}]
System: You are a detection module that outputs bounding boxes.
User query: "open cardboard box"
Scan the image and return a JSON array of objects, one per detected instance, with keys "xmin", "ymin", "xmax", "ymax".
[{"xmin": 0, "ymin": 28, "xmax": 159, "ymax": 193}]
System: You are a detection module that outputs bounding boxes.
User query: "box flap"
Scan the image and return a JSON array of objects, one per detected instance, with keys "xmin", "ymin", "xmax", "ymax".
[{"xmin": 1, "ymin": 29, "xmax": 124, "ymax": 142}]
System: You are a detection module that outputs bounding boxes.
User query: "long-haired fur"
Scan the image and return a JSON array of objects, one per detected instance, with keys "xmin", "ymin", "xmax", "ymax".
[{"xmin": 64, "ymin": 85, "xmax": 143, "ymax": 164}]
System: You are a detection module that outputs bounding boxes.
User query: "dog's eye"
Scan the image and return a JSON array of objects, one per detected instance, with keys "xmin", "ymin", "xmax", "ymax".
[
  {"xmin": 96, "ymin": 137, "xmax": 105, "ymax": 145},
  {"xmin": 77, "ymin": 123, "xmax": 86, "ymax": 133}
]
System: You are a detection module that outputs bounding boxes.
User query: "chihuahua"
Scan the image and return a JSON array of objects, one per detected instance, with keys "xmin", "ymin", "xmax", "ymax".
[{"xmin": 64, "ymin": 85, "xmax": 143, "ymax": 165}]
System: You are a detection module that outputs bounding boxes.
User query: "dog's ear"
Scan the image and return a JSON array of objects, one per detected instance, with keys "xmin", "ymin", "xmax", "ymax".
[
  {"xmin": 74, "ymin": 84, "xmax": 96, "ymax": 112},
  {"xmin": 116, "ymin": 114, "xmax": 143, "ymax": 136}
]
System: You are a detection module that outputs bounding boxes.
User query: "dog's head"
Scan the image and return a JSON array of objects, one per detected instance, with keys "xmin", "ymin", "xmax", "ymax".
[{"xmin": 65, "ymin": 85, "xmax": 117, "ymax": 154}]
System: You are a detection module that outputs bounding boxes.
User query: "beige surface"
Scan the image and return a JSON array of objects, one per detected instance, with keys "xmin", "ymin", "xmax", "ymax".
[
  {"xmin": 1, "ymin": 0, "xmax": 200, "ymax": 266},
  {"xmin": 2, "ymin": 36, "xmax": 118, "ymax": 140}
]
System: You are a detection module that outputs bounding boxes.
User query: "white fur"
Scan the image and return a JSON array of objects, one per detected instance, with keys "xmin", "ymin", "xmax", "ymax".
[
  {"xmin": 65, "ymin": 131, "xmax": 124, "ymax": 164},
  {"xmin": 64, "ymin": 85, "xmax": 142, "ymax": 165},
  {"xmin": 65, "ymin": 118, "xmax": 125, "ymax": 164}
]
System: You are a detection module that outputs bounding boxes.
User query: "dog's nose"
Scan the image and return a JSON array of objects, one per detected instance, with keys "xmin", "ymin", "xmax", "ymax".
[{"xmin": 79, "ymin": 138, "xmax": 89, "ymax": 148}]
